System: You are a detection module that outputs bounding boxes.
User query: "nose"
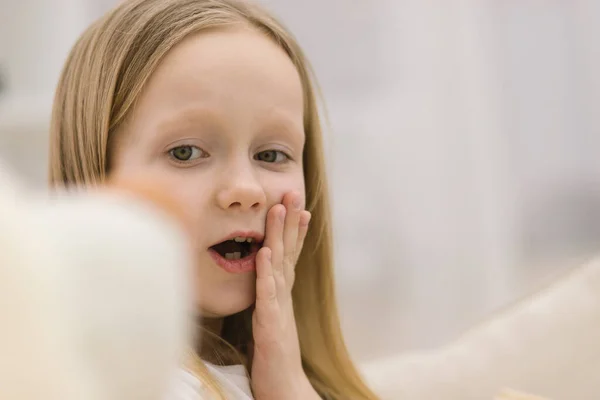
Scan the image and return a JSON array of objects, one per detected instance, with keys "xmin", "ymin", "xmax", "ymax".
[{"xmin": 216, "ymin": 165, "xmax": 266, "ymax": 211}]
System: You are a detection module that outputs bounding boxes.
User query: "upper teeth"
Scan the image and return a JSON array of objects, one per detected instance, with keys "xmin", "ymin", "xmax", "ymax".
[{"xmin": 233, "ymin": 236, "xmax": 253, "ymax": 243}]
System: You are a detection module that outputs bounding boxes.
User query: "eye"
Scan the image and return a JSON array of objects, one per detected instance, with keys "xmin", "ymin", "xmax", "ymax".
[
  {"xmin": 168, "ymin": 145, "xmax": 207, "ymax": 162},
  {"xmin": 254, "ymin": 150, "xmax": 289, "ymax": 163}
]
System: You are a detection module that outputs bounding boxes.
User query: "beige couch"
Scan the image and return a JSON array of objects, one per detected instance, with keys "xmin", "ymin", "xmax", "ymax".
[{"xmin": 361, "ymin": 258, "xmax": 600, "ymax": 399}]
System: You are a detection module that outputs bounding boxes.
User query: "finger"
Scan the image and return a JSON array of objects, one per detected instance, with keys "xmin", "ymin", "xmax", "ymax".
[
  {"xmin": 255, "ymin": 247, "xmax": 275, "ymax": 301},
  {"xmin": 295, "ymin": 211, "xmax": 311, "ymax": 261},
  {"xmin": 282, "ymin": 192, "xmax": 302, "ymax": 266},
  {"xmin": 254, "ymin": 247, "xmax": 278, "ymax": 325},
  {"xmin": 284, "ymin": 211, "xmax": 310, "ymax": 289},
  {"xmin": 263, "ymin": 204, "xmax": 285, "ymax": 274}
]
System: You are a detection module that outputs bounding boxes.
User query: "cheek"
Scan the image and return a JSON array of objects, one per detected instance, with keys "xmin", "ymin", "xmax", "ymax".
[
  {"xmin": 155, "ymin": 176, "xmax": 210, "ymax": 231},
  {"xmin": 264, "ymin": 172, "xmax": 306, "ymax": 207}
]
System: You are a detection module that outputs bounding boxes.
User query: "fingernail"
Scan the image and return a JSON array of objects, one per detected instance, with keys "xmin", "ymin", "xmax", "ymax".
[
  {"xmin": 292, "ymin": 197, "xmax": 302, "ymax": 210},
  {"xmin": 279, "ymin": 207, "xmax": 286, "ymax": 222},
  {"xmin": 267, "ymin": 248, "xmax": 272, "ymax": 261},
  {"xmin": 301, "ymin": 212, "xmax": 311, "ymax": 227}
]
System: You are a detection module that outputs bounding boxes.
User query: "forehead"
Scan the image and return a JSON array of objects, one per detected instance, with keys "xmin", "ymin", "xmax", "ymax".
[{"xmin": 128, "ymin": 26, "xmax": 304, "ymax": 137}]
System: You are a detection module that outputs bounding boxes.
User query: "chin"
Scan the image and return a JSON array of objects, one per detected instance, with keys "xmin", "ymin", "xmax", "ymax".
[{"xmin": 198, "ymin": 280, "xmax": 256, "ymax": 318}]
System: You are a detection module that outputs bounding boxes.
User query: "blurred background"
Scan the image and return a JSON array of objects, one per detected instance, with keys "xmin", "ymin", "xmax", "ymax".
[{"xmin": 0, "ymin": 0, "xmax": 599, "ymax": 364}]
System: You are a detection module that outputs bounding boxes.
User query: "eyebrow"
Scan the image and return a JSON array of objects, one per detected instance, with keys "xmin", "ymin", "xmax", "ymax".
[
  {"xmin": 156, "ymin": 106, "xmax": 223, "ymax": 134},
  {"xmin": 260, "ymin": 114, "xmax": 305, "ymax": 146},
  {"xmin": 156, "ymin": 106, "xmax": 305, "ymax": 146}
]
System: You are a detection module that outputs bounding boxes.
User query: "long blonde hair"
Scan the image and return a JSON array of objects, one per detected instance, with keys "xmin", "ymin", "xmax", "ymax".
[{"xmin": 49, "ymin": 0, "xmax": 378, "ymax": 399}]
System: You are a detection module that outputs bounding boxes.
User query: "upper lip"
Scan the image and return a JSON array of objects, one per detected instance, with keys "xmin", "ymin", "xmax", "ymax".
[{"xmin": 209, "ymin": 230, "xmax": 265, "ymax": 247}]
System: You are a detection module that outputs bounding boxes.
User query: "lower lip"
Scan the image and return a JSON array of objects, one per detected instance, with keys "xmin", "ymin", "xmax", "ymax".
[{"xmin": 209, "ymin": 248, "xmax": 258, "ymax": 273}]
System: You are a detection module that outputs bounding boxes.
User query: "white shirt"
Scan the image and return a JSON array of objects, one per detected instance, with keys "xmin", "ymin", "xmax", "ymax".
[{"xmin": 168, "ymin": 363, "xmax": 253, "ymax": 400}]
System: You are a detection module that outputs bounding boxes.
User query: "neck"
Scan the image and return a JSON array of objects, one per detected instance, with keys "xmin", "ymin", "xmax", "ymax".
[
  {"xmin": 200, "ymin": 317, "xmax": 224, "ymax": 337},
  {"xmin": 197, "ymin": 316, "xmax": 230, "ymax": 364}
]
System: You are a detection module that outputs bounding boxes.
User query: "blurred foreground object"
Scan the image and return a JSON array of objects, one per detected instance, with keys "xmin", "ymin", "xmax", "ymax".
[
  {"xmin": 362, "ymin": 255, "xmax": 600, "ymax": 399},
  {"xmin": 0, "ymin": 163, "xmax": 195, "ymax": 400}
]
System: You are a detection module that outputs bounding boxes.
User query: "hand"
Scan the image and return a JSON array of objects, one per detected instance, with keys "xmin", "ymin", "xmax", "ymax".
[{"xmin": 250, "ymin": 192, "xmax": 318, "ymax": 400}]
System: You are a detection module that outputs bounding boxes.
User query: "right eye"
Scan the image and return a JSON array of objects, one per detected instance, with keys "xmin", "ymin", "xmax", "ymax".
[{"xmin": 168, "ymin": 145, "xmax": 207, "ymax": 162}]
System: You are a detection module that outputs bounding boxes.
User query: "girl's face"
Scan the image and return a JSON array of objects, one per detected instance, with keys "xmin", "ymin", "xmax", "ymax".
[{"xmin": 110, "ymin": 26, "xmax": 306, "ymax": 318}]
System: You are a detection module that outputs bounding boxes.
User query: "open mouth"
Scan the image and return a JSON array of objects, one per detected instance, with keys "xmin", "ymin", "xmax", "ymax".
[{"xmin": 209, "ymin": 236, "xmax": 262, "ymax": 260}]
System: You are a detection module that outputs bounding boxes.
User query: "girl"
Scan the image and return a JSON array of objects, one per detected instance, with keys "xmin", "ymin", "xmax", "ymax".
[{"xmin": 48, "ymin": 0, "xmax": 378, "ymax": 399}]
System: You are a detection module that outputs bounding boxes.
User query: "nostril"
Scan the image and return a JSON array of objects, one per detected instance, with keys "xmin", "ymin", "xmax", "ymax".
[{"xmin": 226, "ymin": 201, "xmax": 261, "ymax": 210}]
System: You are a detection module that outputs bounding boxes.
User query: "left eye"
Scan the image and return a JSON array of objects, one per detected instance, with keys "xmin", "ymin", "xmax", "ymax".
[{"xmin": 254, "ymin": 150, "xmax": 289, "ymax": 163}]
